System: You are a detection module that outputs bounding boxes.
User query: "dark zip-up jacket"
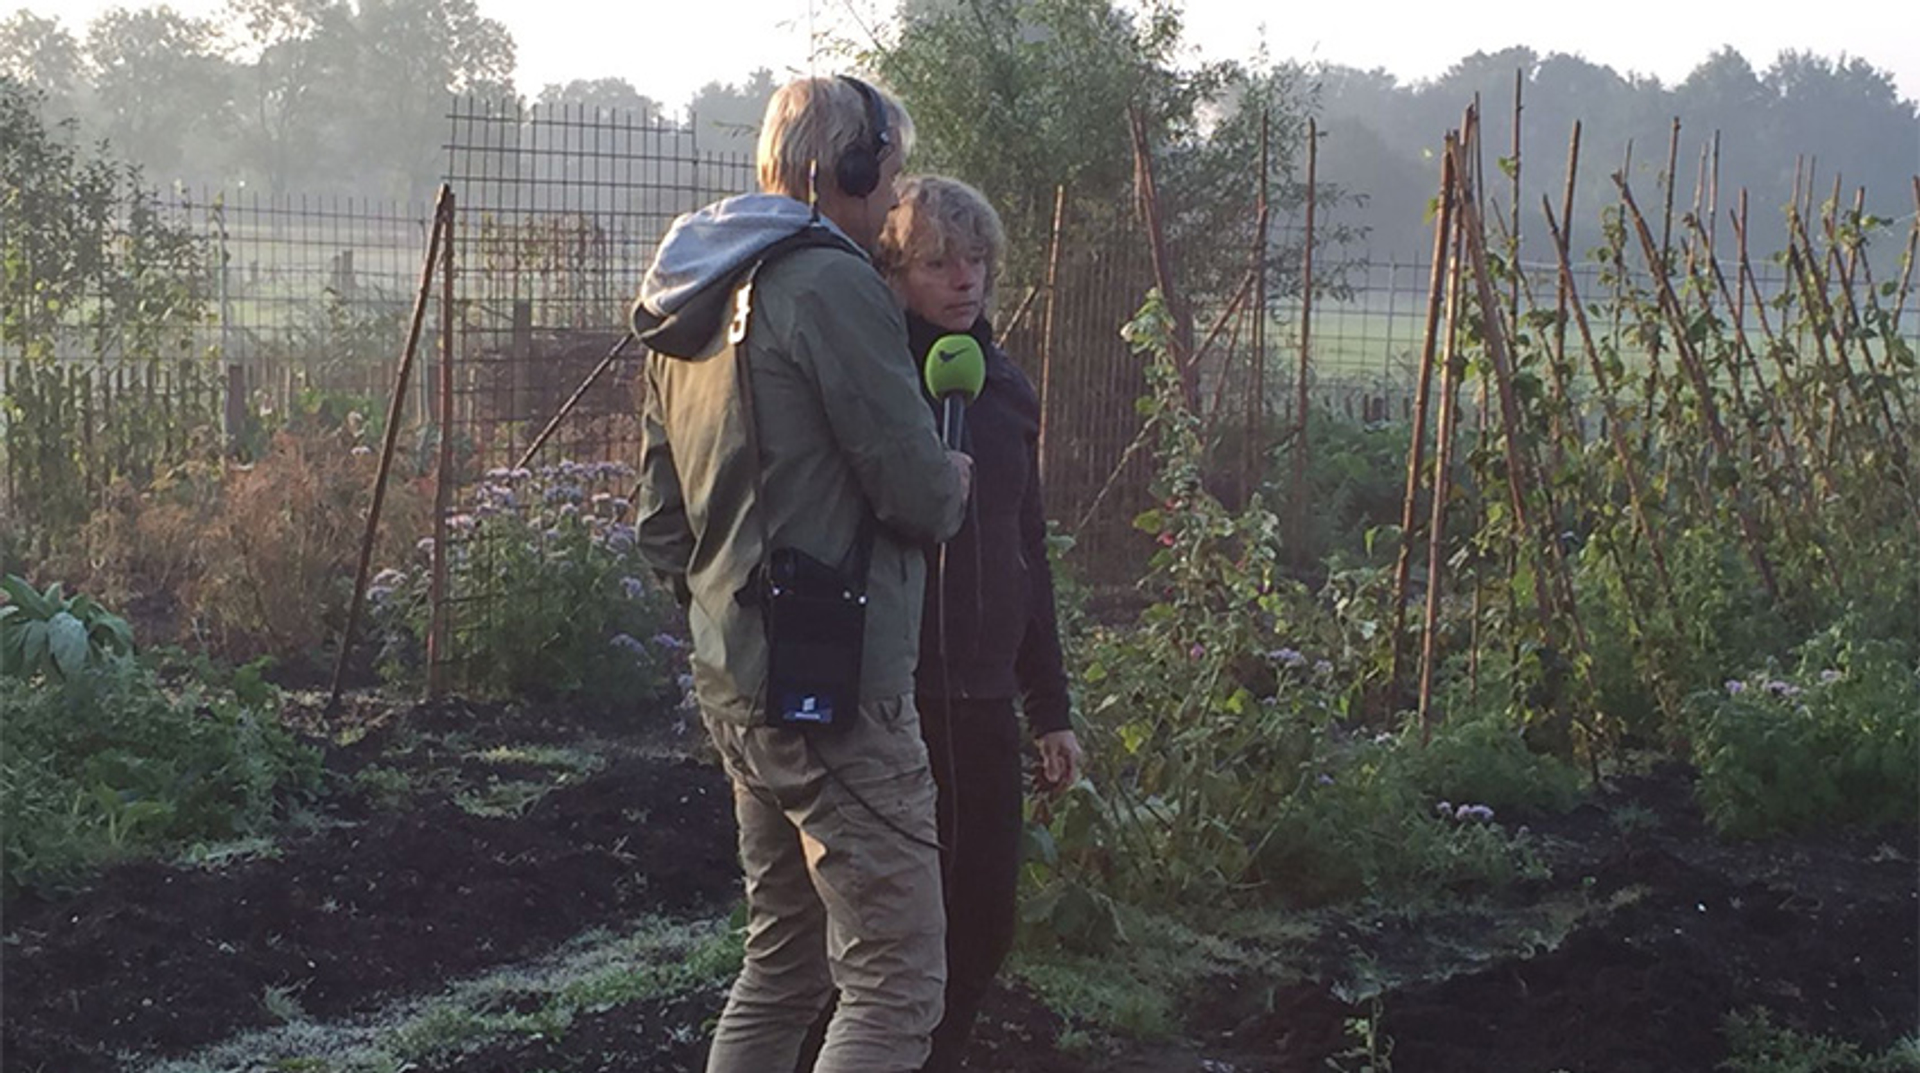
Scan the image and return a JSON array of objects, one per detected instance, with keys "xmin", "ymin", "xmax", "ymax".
[{"xmin": 908, "ymin": 311, "xmax": 1071, "ymax": 737}]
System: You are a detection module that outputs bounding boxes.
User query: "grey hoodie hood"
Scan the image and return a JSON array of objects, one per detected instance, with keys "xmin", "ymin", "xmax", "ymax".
[{"xmin": 632, "ymin": 193, "xmax": 863, "ymax": 359}]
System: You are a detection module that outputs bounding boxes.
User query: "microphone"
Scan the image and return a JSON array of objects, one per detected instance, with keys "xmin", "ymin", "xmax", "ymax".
[{"xmin": 922, "ymin": 333, "xmax": 986, "ymax": 449}]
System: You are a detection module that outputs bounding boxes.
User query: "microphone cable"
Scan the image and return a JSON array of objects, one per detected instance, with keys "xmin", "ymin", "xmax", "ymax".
[{"xmin": 930, "ymin": 423, "xmax": 981, "ymax": 884}]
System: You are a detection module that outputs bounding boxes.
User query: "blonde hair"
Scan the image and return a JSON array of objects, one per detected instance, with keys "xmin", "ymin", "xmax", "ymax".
[
  {"xmin": 876, "ymin": 175, "xmax": 1007, "ymax": 296},
  {"xmin": 756, "ymin": 77, "xmax": 915, "ymax": 200}
]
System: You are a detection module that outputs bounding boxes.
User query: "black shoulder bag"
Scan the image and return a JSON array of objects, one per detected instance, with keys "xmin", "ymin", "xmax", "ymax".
[{"xmin": 728, "ymin": 233, "xmax": 874, "ymax": 732}]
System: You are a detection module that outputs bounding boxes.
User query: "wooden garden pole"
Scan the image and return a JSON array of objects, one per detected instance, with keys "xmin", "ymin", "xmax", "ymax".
[
  {"xmin": 1451, "ymin": 135, "xmax": 1571, "ymax": 646},
  {"xmin": 1785, "ymin": 213, "xmax": 1870, "ymax": 458},
  {"xmin": 1819, "ymin": 193, "xmax": 1913, "ymax": 436},
  {"xmin": 1892, "ymin": 178, "xmax": 1920, "ymax": 328},
  {"xmin": 1616, "ymin": 177, "xmax": 1782, "ymax": 601},
  {"xmin": 329, "ymin": 185, "xmax": 450, "ymax": 714},
  {"xmin": 427, "ymin": 188, "xmax": 457, "ymax": 699},
  {"xmin": 1419, "ymin": 135, "xmax": 1469, "ymax": 744},
  {"xmin": 1683, "ymin": 209, "xmax": 1815, "ymax": 514},
  {"xmin": 1037, "ymin": 184, "xmax": 1067, "ymax": 486},
  {"xmin": 1289, "ymin": 117, "xmax": 1318, "ymax": 565},
  {"xmin": 1551, "ymin": 120, "xmax": 1586, "ymax": 446},
  {"xmin": 514, "ymin": 334, "xmax": 636, "ymax": 471},
  {"xmin": 1243, "ymin": 110, "xmax": 1271, "ymax": 502},
  {"xmin": 1545, "ymin": 199, "xmax": 1677, "ymax": 611},
  {"xmin": 1730, "ymin": 193, "xmax": 1827, "ymax": 479},
  {"xmin": 1129, "ymin": 106, "xmax": 1194, "ymax": 404},
  {"xmin": 1390, "ymin": 142, "xmax": 1458, "ymax": 709}
]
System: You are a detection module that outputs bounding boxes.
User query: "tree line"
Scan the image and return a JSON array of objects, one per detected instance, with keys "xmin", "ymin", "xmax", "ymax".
[{"xmin": 3, "ymin": 0, "xmax": 1914, "ymax": 271}]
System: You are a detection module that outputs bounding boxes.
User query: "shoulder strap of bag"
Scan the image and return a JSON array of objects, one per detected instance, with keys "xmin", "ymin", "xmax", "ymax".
[{"xmin": 729, "ymin": 227, "xmax": 877, "ymax": 599}]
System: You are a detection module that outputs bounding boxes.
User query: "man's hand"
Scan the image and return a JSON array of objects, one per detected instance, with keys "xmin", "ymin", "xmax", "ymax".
[
  {"xmin": 947, "ymin": 449, "xmax": 974, "ymax": 501},
  {"xmin": 1035, "ymin": 729, "xmax": 1083, "ymax": 797}
]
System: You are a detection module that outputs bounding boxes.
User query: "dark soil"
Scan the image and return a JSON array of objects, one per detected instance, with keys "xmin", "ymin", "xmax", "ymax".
[{"xmin": 2, "ymin": 703, "xmax": 1913, "ymax": 1073}]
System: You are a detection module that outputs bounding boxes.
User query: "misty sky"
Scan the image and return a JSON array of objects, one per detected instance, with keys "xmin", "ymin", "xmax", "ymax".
[{"xmin": 27, "ymin": 0, "xmax": 1920, "ymax": 116}]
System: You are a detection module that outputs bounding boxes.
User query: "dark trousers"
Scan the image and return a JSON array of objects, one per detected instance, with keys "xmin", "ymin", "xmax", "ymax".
[
  {"xmin": 791, "ymin": 695, "xmax": 1024, "ymax": 1073},
  {"xmin": 917, "ymin": 693, "xmax": 1024, "ymax": 1073}
]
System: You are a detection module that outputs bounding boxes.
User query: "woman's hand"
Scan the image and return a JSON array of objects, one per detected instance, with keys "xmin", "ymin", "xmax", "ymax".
[{"xmin": 1034, "ymin": 729, "xmax": 1084, "ymax": 796}]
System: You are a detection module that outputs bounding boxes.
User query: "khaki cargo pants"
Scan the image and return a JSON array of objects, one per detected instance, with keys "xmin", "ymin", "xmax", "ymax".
[{"xmin": 702, "ymin": 693, "xmax": 946, "ymax": 1073}]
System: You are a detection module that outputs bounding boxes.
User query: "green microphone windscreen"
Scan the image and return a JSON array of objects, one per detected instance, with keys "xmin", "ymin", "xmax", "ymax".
[{"xmin": 923, "ymin": 334, "xmax": 986, "ymax": 403}]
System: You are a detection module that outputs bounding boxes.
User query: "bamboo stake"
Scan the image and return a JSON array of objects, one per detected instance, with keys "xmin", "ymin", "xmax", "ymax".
[
  {"xmin": 330, "ymin": 186, "xmax": 450, "ymax": 713},
  {"xmin": 1453, "ymin": 135, "xmax": 1575, "ymax": 646},
  {"xmin": 1129, "ymin": 106, "xmax": 1193, "ymax": 403},
  {"xmin": 1465, "ymin": 107, "xmax": 1490, "ymax": 700},
  {"xmin": 1551, "ymin": 120, "xmax": 1585, "ymax": 446},
  {"xmin": 1730, "ymin": 194, "xmax": 1844, "ymax": 502},
  {"xmin": 1682, "ymin": 210, "xmax": 1813, "ymax": 513},
  {"xmin": 1391, "ymin": 143, "xmax": 1458, "ymax": 709},
  {"xmin": 1508, "ymin": 69, "xmax": 1523, "ymax": 329},
  {"xmin": 1545, "ymin": 198, "xmax": 1677, "ymax": 611},
  {"xmin": 1895, "ymin": 178, "xmax": 1920, "ymax": 328},
  {"xmin": 514, "ymin": 335, "xmax": 636, "ymax": 471},
  {"xmin": 1419, "ymin": 138, "xmax": 1469, "ymax": 743},
  {"xmin": 1824, "ymin": 188, "xmax": 1913, "ymax": 434},
  {"xmin": 1785, "ymin": 212, "xmax": 1870, "ymax": 452},
  {"xmin": 427, "ymin": 188, "xmax": 457, "ymax": 698},
  {"xmin": 1037, "ymin": 183, "xmax": 1067, "ymax": 486},
  {"xmin": 1659, "ymin": 117, "xmax": 1681, "ymax": 267},
  {"xmin": 1289, "ymin": 116, "xmax": 1319, "ymax": 566},
  {"xmin": 1202, "ymin": 283, "xmax": 1250, "ymax": 439},
  {"xmin": 1617, "ymin": 176, "xmax": 1781, "ymax": 601},
  {"xmin": 1244, "ymin": 109, "xmax": 1271, "ymax": 500}
]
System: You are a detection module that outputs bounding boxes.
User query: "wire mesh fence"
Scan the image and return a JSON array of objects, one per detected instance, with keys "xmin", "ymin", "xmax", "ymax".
[
  {"xmin": 430, "ymin": 98, "xmax": 756, "ymax": 690},
  {"xmin": 6, "ymin": 93, "xmax": 1916, "ymax": 690},
  {"xmin": 0, "ymin": 185, "xmax": 436, "ymax": 551}
]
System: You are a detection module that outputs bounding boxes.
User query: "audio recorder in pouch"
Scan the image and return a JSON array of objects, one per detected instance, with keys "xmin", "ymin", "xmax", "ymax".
[{"xmin": 759, "ymin": 522, "xmax": 873, "ymax": 731}]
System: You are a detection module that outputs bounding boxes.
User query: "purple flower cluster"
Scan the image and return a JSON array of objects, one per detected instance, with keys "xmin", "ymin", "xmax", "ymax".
[
  {"xmin": 1436, "ymin": 800, "xmax": 1496, "ymax": 823},
  {"xmin": 1266, "ymin": 646, "xmax": 1335, "ymax": 676}
]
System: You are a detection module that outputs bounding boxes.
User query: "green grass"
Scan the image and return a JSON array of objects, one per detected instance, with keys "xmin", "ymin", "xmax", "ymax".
[{"xmin": 145, "ymin": 915, "xmax": 739, "ymax": 1073}]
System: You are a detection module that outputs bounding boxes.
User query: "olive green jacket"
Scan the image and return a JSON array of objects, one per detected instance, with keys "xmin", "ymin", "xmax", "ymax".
[{"xmin": 634, "ymin": 205, "xmax": 965, "ymax": 725}]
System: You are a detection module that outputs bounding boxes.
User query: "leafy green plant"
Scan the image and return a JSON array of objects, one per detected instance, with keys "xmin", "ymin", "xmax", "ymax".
[
  {"xmin": 1032, "ymin": 293, "xmax": 1551, "ymax": 917},
  {"xmin": 2, "ymin": 78, "xmax": 214, "ymax": 553},
  {"xmin": 0, "ymin": 574, "xmax": 133, "ymax": 680},
  {"xmin": 1688, "ymin": 620, "xmax": 1918, "ymax": 837},
  {"xmin": 370, "ymin": 460, "xmax": 683, "ymax": 707},
  {"xmin": 1721, "ymin": 1007, "xmax": 1920, "ymax": 1072},
  {"xmin": 0, "ymin": 658, "xmax": 322, "ymax": 893}
]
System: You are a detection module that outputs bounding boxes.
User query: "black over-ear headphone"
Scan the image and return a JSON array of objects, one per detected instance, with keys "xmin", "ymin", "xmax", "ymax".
[{"xmin": 835, "ymin": 75, "xmax": 892, "ymax": 198}]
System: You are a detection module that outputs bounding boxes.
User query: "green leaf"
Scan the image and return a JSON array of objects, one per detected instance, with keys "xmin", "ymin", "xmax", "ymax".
[
  {"xmin": 48, "ymin": 612, "xmax": 89, "ymax": 678},
  {"xmin": 1021, "ymin": 822, "xmax": 1060, "ymax": 869},
  {"xmin": 3, "ymin": 575, "xmax": 51, "ymax": 618},
  {"xmin": 21, "ymin": 620, "xmax": 49, "ymax": 675}
]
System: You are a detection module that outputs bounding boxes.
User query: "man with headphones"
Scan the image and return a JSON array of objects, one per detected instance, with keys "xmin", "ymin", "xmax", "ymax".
[{"xmin": 632, "ymin": 76, "xmax": 971, "ymax": 1073}]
